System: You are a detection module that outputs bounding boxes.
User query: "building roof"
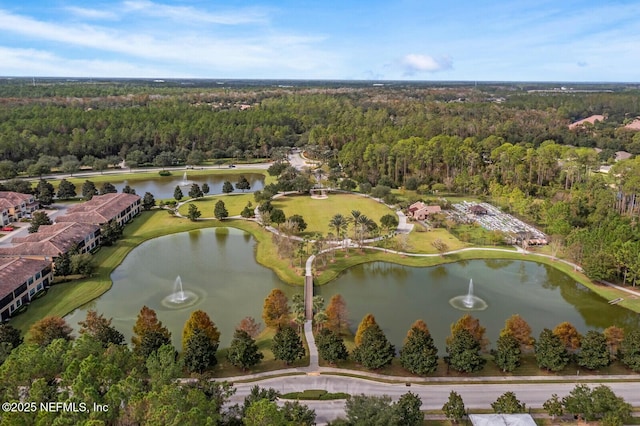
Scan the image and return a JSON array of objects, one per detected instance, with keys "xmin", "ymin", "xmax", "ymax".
[
  {"xmin": 469, "ymin": 204, "xmax": 488, "ymax": 213},
  {"xmin": 0, "ymin": 257, "xmax": 52, "ymax": 300},
  {"xmin": 469, "ymin": 414, "xmax": 536, "ymax": 426},
  {"xmin": 57, "ymin": 192, "xmax": 140, "ymax": 225},
  {"xmin": 568, "ymin": 114, "xmax": 605, "ymax": 129},
  {"xmin": 624, "ymin": 118, "xmax": 640, "ymax": 130},
  {"xmin": 615, "ymin": 151, "xmax": 633, "ymax": 161},
  {"xmin": 0, "ymin": 191, "xmax": 34, "ymax": 206},
  {"xmin": 0, "ymin": 222, "xmax": 98, "ymax": 257}
]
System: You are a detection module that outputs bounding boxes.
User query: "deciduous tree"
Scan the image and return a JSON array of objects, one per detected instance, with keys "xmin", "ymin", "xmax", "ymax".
[
  {"xmin": 77, "ymin": 310, "xmax": 124, "ymax": 347},
  {"xmin": 553, "ymin": 321, "xmax": 582, "ymax": 351},
  {"xmin": 0, "ymin": 323, "xmax": 23, "ymax": 350},
  {"xmin": 325, "ymin": 294, "xmax": 348, "ymax": 334},
  {"xmin": 57, "ymin": 179, "xmax": 77, "ymax": 200},
  {"xmin": 492, "ymin": 391, "xmax": 526, "ymax": 413},
  {"xmin": 603, "ymin": 326, "xmax": 624, "ymax": 359},
  {"xmin": 188, "ymin": 183, "xmax": 203, "ymax": 199},
  {"xmin": 132, "ymin": 306, "xmax": 171, "ymax": 357},
  {"xmin": 442, "ymin": 391, "xmax": 466, "ymax": 423},
  {"xmin": 262, "ymin": 289, "xmax": 290, "ymax": 329},
  {"xmin": 81, "ymin": 180, "xmax": 98, "ymax": 200},
  {"xmin": 183, "ymin": 328, "xmax": 218, "ymax": 373},
  {"xmin": 236, "ymin": 316, "xmax": 262, "ymax": 338},
  {"xmin": 99, "ymin": 182, "xmax": 118, "ymax": 195},
  {"xmin": 236, "ymin": 175, "xmax": 251, "ymax": 192},
  {"xmin": 182, "ymin": 310, "xmax": 220, "ymax": 351},
  {"xmin": 354, "ymin": 313, "xmax": 377, "ymax": 346},
  {"xmin": 500, "ymin": 314, "xmax": 534, "ymax": 350},
  {"xmin": 448, "ymin": 313, "xmax": 488, "ymax": 351},
  {"xmin": 28, "ymin": 316, "xmax": 73, "ymax": 347},
  {"xmin": 142, "ymin": 192, "xmax": 155, "ymax": 210}
]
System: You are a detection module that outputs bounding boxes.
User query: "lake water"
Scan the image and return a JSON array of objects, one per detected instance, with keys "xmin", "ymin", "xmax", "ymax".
[
  {"xmin": 111, "ymin": 172, "xmax": 264, "ymax": 199},
  {"xmin": 66, "ymin": 229, "xmax": 640, "ymax": 351}
]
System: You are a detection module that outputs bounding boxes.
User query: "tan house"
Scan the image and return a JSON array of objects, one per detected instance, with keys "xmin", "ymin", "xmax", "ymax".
[
  {"xmin": 0, "ymin": 191, "xmax": 39, "ymax": 222},
  {"xmin": 0, "ymin": 201, "xmax": 10, "ymax": 226},
  {"xmin": 0, "ymin": 222, "xmax": 100, "ymax": 260},
  {"xmin": 0, "ymin": 257, "xmax": 53, "ymax": 321},
  {"xmin": 56, "ymin": 192, "xmax": 141, "ymax": 227},
  {"xmin": 407, "ymin": 201, "xmax": 442, "ymax": 220}
]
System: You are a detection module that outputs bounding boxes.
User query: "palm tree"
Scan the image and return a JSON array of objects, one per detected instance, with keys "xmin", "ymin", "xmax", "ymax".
[
  {"xmin": 312, "ymin": 295, "xmax": 325, "ymax": 314},
  {"xmin": 329, "ymin": 214, "xmax": 350, "ymax": 252},
  {"xmin": 350, "ymin": 210, "xmax": 362, "ymax": 241}
]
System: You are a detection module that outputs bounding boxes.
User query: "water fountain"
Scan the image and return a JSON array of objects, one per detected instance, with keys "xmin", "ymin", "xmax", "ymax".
[
  {"xmin": 161, "ymin": 275, "xmax": 200, "ymax": 309},
  {"xmin": 179, "ymin": 171, "xmax": 191, "ymax": 186},
  {"xmin": 449, "ymin": 278, "xmax": 488, "ymax": 311}
]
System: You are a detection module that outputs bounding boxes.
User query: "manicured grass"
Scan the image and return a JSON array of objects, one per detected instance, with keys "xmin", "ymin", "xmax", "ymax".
[
  {"xmin": 177, "ymin": 193, "xmax": 255, "ymax": 217},
  {"xmin": 400, "ymin": 226, "xmax": 470, "ymax": 254},
  {"xmin": 271, "ymin": 193, "xmax": 396, "ymax": 236},
  {"xmin": 212, "ymin": 326, "xmax": 310, "ymax": 378}
]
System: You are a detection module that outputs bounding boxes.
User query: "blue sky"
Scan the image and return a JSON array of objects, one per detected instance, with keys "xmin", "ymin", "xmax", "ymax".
[{"xmin": 1, "ymin": 0, "xmax": 639, "ymax": 81}]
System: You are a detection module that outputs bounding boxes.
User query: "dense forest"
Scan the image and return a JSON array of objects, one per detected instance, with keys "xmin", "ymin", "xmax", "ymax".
[{"xmin": 1, "ymin": 80, "xmax": 640, "ymax": 285}]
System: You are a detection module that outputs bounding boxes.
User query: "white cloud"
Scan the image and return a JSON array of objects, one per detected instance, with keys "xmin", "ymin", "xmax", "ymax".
[
  {"xmin": 121, "ymin": 0, "xmax": 267, "ymax": 25},
  {"xmin": 402, "ymin": 54, "xmax": 452, "ymax": 74},
  {"xmin": 65, "ymin": 7, "xmax": 118, "ymax": 20}
]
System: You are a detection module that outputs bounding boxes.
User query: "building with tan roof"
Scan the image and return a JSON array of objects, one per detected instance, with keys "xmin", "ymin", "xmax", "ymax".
[
  {"xmin": 407, "ymin": 201, "xmax": 442, "ymax": 220},
  {"xmin": 56, "ymin": 192, "xmax": 141, "ymax": 227},
  {"xmin": 0, "ymin": 191, "xmax": 39, "ymax": 222},
  {"xmin": 0, "ymin": 257, "xmax": 53, "ymax": 321},
  {"xmin": 0, "ymin": 222, "xmax": 100, "ymax": 260}
]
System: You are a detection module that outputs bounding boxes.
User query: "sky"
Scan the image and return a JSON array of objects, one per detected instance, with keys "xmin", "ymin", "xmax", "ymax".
[{"xmin": 1, "ymin": 0, "xmax": 639, "ymax": 81}]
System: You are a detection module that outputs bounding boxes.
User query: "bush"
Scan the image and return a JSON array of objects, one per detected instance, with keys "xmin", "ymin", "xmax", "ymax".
[{"xmin": 158, "ymin": 170, "xmax": 172, "ymax": 176}]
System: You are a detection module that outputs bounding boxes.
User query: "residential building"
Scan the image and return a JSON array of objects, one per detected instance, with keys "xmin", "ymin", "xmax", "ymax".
[
  {"xmin": 0, "ymin": 222, "xmax": 100, "ymax": 260},
  {"xmin": 56, "ymin": 192, "xmax": 141, "ymax": 227},
  {"xmin": 0, "ymin": 257, "xmax": 53, "ymax": 321},
  {"xmin": 0, "ymin": 201, "xmax": 10, "ymax": 226},
  {"xmin": 407, "ymin": 201, "xmax": 442, "ymax": 220},
  {"xmin": 0, "ymin": 191, "xmax": 39, "ymax": 222}
]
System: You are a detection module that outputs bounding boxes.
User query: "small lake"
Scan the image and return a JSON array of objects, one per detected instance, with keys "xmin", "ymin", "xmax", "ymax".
[
  {"xmin": 66, "ymin": 229, "xmax": 640, "ymax": 351},
  {"xmin": 111, "ymin": 172, "xmax": 264, "ymax": 199}
]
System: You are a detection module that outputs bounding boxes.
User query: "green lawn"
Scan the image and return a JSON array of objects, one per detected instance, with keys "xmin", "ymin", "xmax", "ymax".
[
  {"xmin": 177, "ymin": 193, "xmax": 255, "ymax": 217},
  {"xmin": 271, "ymin": 193, "xmax": 396, "ymax": 236}
]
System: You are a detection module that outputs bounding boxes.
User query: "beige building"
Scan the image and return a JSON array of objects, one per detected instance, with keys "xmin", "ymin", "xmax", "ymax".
[
  {"xmin": 0, "ymin": 257, "xmax": 54, "ymax": 321},
  {"xmin": 0, "ymin": 191, "xmax": 39, "ymax": 222},
  {"xmin": 407, "ymin": 201, "xmax": 442, "ymax": 220},
  {"xmin": 56, "ymin": 192, "xmax": 141, "ymax": 227},
  {"xmin": 0, "ymin": 222, "xmax": 101, "ymax": 260}
]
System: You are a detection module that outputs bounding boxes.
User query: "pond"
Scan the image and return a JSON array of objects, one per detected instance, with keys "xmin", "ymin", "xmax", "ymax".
[
  {"xmin": 111, "ymin": 172, "xmax": 264, "ymax": 199},
  {"xmin": 316, "ymin": 260, "xmax": 640, "ymax": 350},
  {"xmin": 66, "ymin": 229, "xmax": 640, "ymax": 351},
  {"xmin": 66, "ymin": 228, "xmax": 295, "ymax": 348}
]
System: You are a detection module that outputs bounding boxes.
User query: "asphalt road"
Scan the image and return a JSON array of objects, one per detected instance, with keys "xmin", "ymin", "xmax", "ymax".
[{"xmin": 225, "ymin": 374, "xmax": 640, "ymax": 424}]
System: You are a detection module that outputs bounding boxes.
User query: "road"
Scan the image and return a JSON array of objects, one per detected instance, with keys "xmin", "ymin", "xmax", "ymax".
[{"xmin": 224, "ymin": 374, "xmax": 640, "ymax": 424}]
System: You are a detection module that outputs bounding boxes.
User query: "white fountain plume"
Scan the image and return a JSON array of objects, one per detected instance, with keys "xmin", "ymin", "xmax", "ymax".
[
  {"xmin": 171, "ymin": 275, "xmax": 187, "ymax": 302},
  {"xmin": 449, "ymin": 278, "xmax": 488, "ymax": 311}
]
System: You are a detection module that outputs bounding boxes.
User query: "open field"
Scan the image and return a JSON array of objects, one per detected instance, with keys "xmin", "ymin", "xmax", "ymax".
[{"xmin": 271, "ymin": 193, "xmax": 396, "ymax": 236}]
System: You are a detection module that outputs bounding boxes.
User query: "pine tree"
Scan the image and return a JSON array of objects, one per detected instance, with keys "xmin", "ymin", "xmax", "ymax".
[
  {"xmin": 236, "ymin": 175, "xmax": 251, "ymax": 192},
  {"xmin": 57, "ymin": 179, "xmax": 77, "ymax": 199},
  {"xmin": 142, "ymin": 192, "xmax": 156, "ymax": 210},
  {"xmin": 577, "ymin": 330, "xmax": 610, "ymax": 370},
  {"xmin": 28, "ymin": 211, "xmax": 52, "ymax": 233},
  {"xmin": 201, "ymin": 182, "xmax": 210, "ymax": 195},
  {"xmin": 228, "ymin": 329, "xmax": 264, "ymax": 371},
  {"xmin": 315, "ymin": 328, "xmax": 348, "ymax": 365},
  {"xmin": 222, "ymin": 180, "xmax": 234, "ymax": 194},
  {"xmin": 400, "ymin": 320, "xmax": 438, "ymax": 375},
  {"xmin": 271, "ymin": 327, "xmax": 305, "ymax": 365},
  {"xmin": 535, "ymin": 328, "xmax": 570, "ymax": 372},
  {"xmin": 493, "ymin": 333, "xmax": 522, "ymax": 372},
  {"xmin": 446, "ymin": 329, "xmax": 486, "ymax": 373},
  {"xmin": 187, "ymin": 204, "xmax": 201, "ymax": 221},
  {"xmin": 188, "ymin": 183, "xmax": 203, "ymax": 199},
  {"xmin": 214, "ymin": 200, "xmax": 229, "ymax": 220},
  {"xmin": 352, "ymin": 323, "xmax": 395, "ymax": 370},
  {"xmin": 183, "ymin": 328, "xmax": 218, "ymax": 373},
  {"xmin": 81, "ymin": 180, "xmax": 98, "ymax": 200},
  {"xmin": 491, "ymin": 391, "xmax": 526, "ymax": 413},
  {"xmin": 174, "ymin": 185, "xmax": 183, "ymax": 201}
]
